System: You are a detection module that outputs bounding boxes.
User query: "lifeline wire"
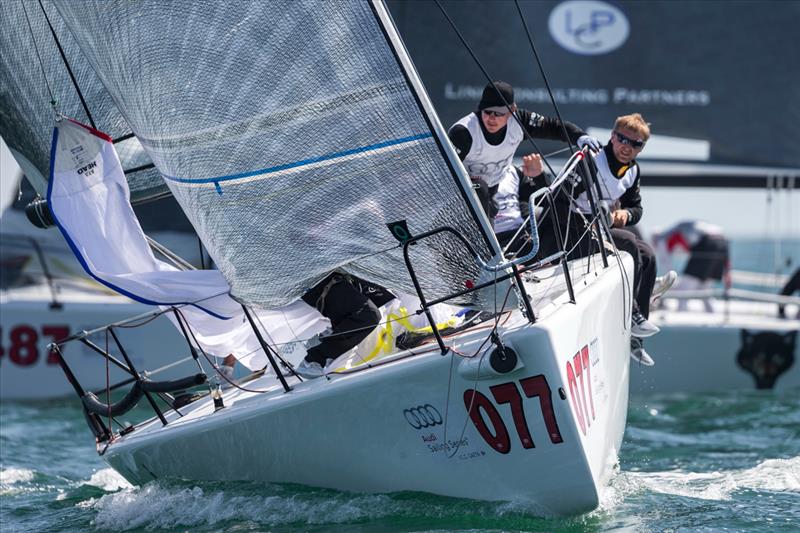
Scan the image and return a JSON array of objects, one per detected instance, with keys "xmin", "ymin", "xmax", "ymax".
[
  {"xmin": 513, "ymin": 0, "xmax": 578, "ymax": 153},
  {"xmin": 432, "ymin": 0, "xmax": 558, "ymax": 179}
]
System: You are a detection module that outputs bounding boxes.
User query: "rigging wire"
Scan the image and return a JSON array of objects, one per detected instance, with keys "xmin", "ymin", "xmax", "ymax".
[
  {"xmin": 444, "ymin": 282, "xmax": 515, "ymax": 459},
  {"xmin": 513, "ymin": 0, "xmax": 577, "ymax": 154},
  {"xmin": 432, "ymin": 0, "xmax": 558, "ymax": 178},
  {"xmin": 514, "ymin": 0, "xmax": 628, "ymax": 306},
  {"xmin": 36, "ymin": 0, "xmax": 96, "ymax": 128},
  {"xmin": 20, "ymin": 1, "xmax": 56, "ymax": 111}
]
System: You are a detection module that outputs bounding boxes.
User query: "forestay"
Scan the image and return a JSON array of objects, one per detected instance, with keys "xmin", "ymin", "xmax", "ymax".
[
  {"xmin": 52, "ymin": 0, "xmax": 495, "ymax": 309},
  {"xmin": 0, "ymin": 0, "xmax": 166, "ymax": 202}
]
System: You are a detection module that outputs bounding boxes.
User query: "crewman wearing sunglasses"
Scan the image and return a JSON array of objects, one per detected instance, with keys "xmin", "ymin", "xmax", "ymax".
[
  {"xmin": 571, "ymin": 113, "xmax": 675, "ymax": 366},
  {"xmin": 447, "ymin": 80, "xmax": 600, "ymax": 220}
]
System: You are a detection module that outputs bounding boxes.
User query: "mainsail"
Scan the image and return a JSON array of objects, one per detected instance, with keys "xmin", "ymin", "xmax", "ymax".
[
  {"xmin": 51, "ymin": 0, "xmax": 497, "ymax": 309},
  {"xmin": 0, "ymin": 0, "xmax": 167, "ymax": 202}
]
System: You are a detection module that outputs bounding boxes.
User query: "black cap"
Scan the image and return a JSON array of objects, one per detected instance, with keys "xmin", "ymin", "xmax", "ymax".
[{"xmin": 478, "ymin": 81, "xmax": 514, "ymax": 111}]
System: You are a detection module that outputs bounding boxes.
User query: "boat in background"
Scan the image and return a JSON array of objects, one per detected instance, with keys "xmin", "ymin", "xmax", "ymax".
[
  {"xmin": 1, "ymin": 141, "xmax": 191, "ymax": 401},
  {"xmin": 1, "ymin": 271, "xmax": 187, "ymax": 400},
  {"xmin": 634, "ymin": 285, "xmax": 799, "ymax": 393},
  {"xmin": 0, "ymin": 210, "xmax": 190, "ymax": 401}
]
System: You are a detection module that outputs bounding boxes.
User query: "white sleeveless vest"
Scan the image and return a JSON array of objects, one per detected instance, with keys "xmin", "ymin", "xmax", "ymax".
[
  {"xmin": 455, "ymin": 112, "xmax": 523, "ymax": 187},
  {"xmin": 573, "ymin": 149, "xmax": 638, "ymax": 214}
]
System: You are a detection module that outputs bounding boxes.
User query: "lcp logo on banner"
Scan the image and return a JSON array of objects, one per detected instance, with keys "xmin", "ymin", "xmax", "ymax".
[{"xmin": 549, "ymin": 0, "xmax": 629, "ymax": 55}]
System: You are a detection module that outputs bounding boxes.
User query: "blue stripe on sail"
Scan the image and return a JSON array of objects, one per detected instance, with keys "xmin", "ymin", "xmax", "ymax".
[{"xmin": 163, "ymin": 132, "xmax": 433, "ymax": 186}]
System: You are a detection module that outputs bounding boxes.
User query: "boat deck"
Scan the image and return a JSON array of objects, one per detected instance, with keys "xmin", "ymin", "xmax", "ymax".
[{"xmin": 117, "ymin": 252, "xmax": 619, "ymax": 436}]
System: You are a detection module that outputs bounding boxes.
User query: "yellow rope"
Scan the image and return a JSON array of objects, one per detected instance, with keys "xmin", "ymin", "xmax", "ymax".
[{"xmin": 334, "ymin": 307, "xmax": 458, "ymax": 370}]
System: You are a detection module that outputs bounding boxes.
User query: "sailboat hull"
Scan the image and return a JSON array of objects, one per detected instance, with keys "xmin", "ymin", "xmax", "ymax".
[
  {"xmin": 102, "ymin": 256, "xmax": 632, "ymax": 516},
  {"xmin": 633, "ymin": 299, "xmax": 800, "ymax": 393}
]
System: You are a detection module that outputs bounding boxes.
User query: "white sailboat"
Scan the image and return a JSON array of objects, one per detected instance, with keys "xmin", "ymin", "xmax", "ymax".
[
  {"xmin": 634, "ymin": 273, "xmax": 800, "ymax": 393},
  {"xmin": 1, "ymin": 0, "xmax": 636, "ymax": 515},
  {"xmin": 630, "ymin": 172, "xmax": 800, "ymax": 393}
]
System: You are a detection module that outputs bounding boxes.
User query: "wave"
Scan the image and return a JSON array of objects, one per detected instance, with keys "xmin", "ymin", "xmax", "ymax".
[
  {"xmin": 613, "ymin": 456, "xmax": 800, "ymax": 502},
  {"xmin": 86, "ymin": 479, "xmax": 582, "ymax": 530}
]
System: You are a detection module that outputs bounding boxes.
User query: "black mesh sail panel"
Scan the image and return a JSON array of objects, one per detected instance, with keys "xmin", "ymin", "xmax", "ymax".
[
  {"xmin": 51, "ymin": 0, "xmax": 493, "ymax": 308},
  {"xmin": 0, "ymin": 0, "xmax": 167, "ymax": 202}
]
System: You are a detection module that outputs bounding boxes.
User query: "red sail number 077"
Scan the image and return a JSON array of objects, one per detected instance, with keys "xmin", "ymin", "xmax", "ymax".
[
  {"xmin": 566, "ymin": 345, "xmax": 595, "ymax": 435},
  {"xmin": 463, "ymin": 374, "xmax": 564, "ymax": 454},
  {"xmin": 463, "ymin": 343, "xmax": 597, "ymax": 453}
]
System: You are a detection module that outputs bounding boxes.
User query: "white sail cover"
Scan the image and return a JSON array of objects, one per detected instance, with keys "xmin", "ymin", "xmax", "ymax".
[{"xmin": 51, "ymin": 0, "xmax": 494, "ymax": 309}]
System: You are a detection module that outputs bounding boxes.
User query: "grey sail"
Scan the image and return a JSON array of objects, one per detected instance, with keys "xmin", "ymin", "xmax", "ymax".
[
  {"xmin": 0, "ymin": 0, "xmax": 167, "ymax": 202},
  {"xmin": 51, "ymin": 0, "xmax": 495, "ymax": 308}
]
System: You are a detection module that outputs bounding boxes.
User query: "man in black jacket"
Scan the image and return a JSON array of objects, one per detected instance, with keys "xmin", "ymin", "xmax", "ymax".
[
  {"xmin": 540, "ymin": 113, "xmax": 673, "ymax": 365},
  {"xmin": 295, "ymin": 273, "xmax": 394, "ymax": 378},
  {"xmin": 447, "ymin": 80, "xmax": 600, "ymax": 220}
]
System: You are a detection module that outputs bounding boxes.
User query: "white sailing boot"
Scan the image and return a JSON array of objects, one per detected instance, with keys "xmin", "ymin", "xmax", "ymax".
[
  {"xmin": 630, "ymin": 337, "xmax": 655, "ymax": 366},
  {"xmin": 651, "ymin": 270, "xmax": 677, "ymax": 302},
  {"xmin": 631, "ymin": 311, "xmax": 660, "ymax": 337}
]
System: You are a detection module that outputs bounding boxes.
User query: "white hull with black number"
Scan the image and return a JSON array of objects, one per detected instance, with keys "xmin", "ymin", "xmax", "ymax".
[{"xmin": 100, "ymin": 255, "xmax": 632, "ymax": 516}]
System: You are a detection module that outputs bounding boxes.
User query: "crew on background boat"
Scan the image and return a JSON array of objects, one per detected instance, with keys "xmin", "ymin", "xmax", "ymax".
[
  {"xmin": 651, "ymin": 219, "xmax": 730, "ymax": 312},
  {"xmin": 295, "ymin": 273, "xmax": 395, "ymax": 378},
  {"xmin": 447, "ymin": 80, "xmax": 600, "ymax": 220}
]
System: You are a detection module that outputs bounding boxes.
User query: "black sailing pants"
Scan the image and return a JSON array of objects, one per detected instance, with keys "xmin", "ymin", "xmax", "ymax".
[
  {"xmin": 534, "ymin": 202, "xmax": 657, "ymax": 318},
  {"xmin": 302, "ymin": 274, "xmax": 383, "ymax": 365},
  {"xmin": 609, "ymin": 228, "xmax": 657, "ymax": 318}
]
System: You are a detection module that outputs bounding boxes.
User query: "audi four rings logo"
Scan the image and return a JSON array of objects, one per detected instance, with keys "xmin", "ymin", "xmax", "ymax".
[{"xmin": 403, "ymin": 404, "xmax": 443, "ymax": 429}]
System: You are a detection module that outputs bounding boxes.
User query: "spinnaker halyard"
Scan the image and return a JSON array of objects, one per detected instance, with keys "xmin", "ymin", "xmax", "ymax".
[{"xmin": 8, "ymin": 0, "xmax": 635, "ymax": 516}]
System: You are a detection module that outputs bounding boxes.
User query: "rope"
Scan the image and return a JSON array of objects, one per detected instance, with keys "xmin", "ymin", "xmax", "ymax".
[
  {"xmin": 444, "ymin": 281, "xmax": 515, "ymax": 459},
  {"xmin": 20, "ymin": 1, "xmax": 56, "ymax": 111},
  {"xmin": 36, "ymin": 0, "xmax": 96, "ymax": 128},
  {"xmin": 513, "ymin": 0, "xmax": 578, "ymax": 154},
  {"xmin": 432, "ymin": 0, "xmax": 558, "ymax": 178}
]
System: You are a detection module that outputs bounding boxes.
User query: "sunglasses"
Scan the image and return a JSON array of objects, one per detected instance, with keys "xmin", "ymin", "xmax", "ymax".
[
  {"xmin": 613, "ymin": 131, "xmax": 646, "ymax": 149},
  {"xmin": 482, "ymin": 109, "xmax": 510, "ymax": 118}
]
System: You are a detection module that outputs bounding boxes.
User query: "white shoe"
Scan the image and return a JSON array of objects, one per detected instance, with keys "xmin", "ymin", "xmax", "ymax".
[
  {"xmin": 651, "ymin": 270, "xmax": 677, "ymax": 302},
  {"xmin": 631, "ymin": 311, "xmax": 660, "ymax": 338},
  {"xmin": 294, "ymin": 358, "xmax": 333, "ymax": 379},
  {"xmin": 630, "ymin": 337, "xmax": 655, "ymax": 366}
]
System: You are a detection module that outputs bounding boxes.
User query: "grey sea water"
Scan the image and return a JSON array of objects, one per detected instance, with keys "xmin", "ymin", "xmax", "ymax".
[{"xmin": 1, "ymin": 239, "xmax": 798, "ymax": 531}]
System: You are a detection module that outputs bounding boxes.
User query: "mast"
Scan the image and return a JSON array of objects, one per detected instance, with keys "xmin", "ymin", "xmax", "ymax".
[{"xmin": 369, "ymin": 0, "xmax": 502, "ymax": 257}]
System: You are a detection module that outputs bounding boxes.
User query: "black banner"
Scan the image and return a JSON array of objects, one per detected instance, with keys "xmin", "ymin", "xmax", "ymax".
[{"xmin": 388, "ymin": 0, "xmax": 800, "ymax": 170}]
